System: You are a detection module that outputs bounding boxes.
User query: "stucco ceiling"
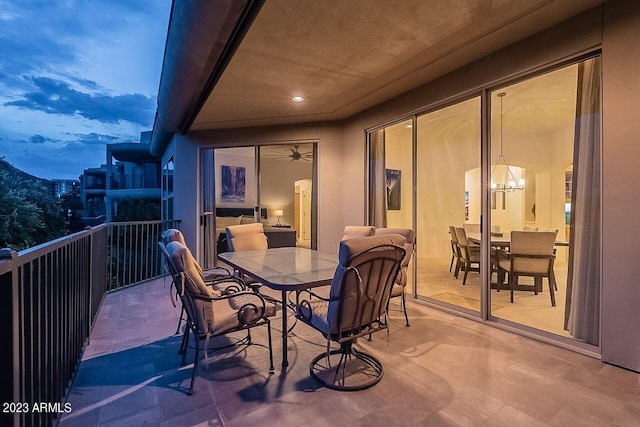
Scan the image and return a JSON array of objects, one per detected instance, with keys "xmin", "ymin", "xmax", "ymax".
[
  {"xmin": 191, "ymin": 0, "xmax": 603, "ymax": 131},
  {"xmin": 412, "ymin": 63, "xmax": 579, "ymax": 140}
]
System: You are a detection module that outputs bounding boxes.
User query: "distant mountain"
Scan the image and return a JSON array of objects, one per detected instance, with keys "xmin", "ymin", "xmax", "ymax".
[{"xmin": 0, "ymin": 157, "xmax": 52, "ymax": 189}]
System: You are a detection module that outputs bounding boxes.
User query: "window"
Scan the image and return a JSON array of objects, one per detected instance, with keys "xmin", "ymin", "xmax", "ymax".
[{"xmin": 162, "ymin": 155, "xmax": 174, "ymax": 220}]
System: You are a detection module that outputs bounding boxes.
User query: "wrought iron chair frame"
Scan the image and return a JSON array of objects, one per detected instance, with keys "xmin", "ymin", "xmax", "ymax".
[
  {"xmin": 295, "ymin": 239, "xmax": 405, "ymax": 391},
  {"xmin": 159, "ymin": 242, "xmax": 274, "ymax": 395}
]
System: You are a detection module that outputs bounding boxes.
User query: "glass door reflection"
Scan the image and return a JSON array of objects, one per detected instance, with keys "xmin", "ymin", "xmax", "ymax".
[{"xmin": 415, "ymin": 97, "xmax": 482, "ymax": 312}]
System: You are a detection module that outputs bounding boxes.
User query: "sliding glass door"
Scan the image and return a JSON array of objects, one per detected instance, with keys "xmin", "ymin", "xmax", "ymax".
[
  {"xmin": 367, "ymin": 55, "xmax": 601, "ymax": 346},
  {"xmin": 201, "ymin": 146, "xmax": 257, "ymax": 268},
  {"xmin": 488, "ymin": 57, "xmax": 601, "ymax": 345},
  {"xmin": 368, "ymin": 100, "xmax": 481, "ymax": 312},
  {"xmin": 368, "ymin": 119, "xmax": 415, "ymax": 289},
  {"xmin": 259, "ymin": 143, "xmax": 315, "ymax": 248},
  {"xmin": 201, "ymin": 142, "xmax": 317, "ymax": 267},
  {"xmin": 415, "ymin": 97, "xmax": 482, "ymax": 312}
]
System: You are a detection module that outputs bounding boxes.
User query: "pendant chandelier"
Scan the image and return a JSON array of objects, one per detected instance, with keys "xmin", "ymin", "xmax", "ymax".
[{"xmin": 491, "ymin": 92, "xmax": 525, "ymax": 192}]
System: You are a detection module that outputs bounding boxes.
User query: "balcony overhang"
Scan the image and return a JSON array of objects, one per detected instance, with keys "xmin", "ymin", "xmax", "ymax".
[
  {"xmin": 150, "ymin": 0, "xmax": 265, "ymax": 156},
  {"xmin": 108, "ymin": 143, "xmax": 158, "ymax": 163},
  {"xmin": 151, "ymin": 0, "xmax": 605, "ymax": 157}
]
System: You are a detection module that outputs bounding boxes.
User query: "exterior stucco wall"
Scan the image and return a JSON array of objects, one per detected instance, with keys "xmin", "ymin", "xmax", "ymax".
[
  {"xmin": 601, "ymin": 0, "xmax": 640, "ymax": 371},
  {"xmin": 167, "ymin": 1, "xmax": 640, "ymax": 371},
  {"xmin": 166, "ymin": 135, "xmax": 200, "ymax": 251},
  {"xmin": 335, "ymin": 2, "xmax": 640, "ymax": 371},
  {"xmin": 174, "ymin": 122, "xmax": 346, "ymax": 255}
]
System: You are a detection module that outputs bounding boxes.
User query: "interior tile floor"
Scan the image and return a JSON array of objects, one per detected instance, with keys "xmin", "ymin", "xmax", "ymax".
[
  {"xmin": 414, "ymin": 255, "xmax": 572, "ymax": 338},
  {"xmin": 59, "ymin": 277, "xmax": 640, "ymax": 426}
]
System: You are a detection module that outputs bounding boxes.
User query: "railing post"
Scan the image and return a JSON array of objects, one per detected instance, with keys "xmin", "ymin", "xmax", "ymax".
[{"xmin": 0, "ymin": 248, "xmax": 18, "ymax": 427}]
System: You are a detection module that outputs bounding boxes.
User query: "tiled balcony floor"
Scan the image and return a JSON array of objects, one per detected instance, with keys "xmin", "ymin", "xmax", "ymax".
[{"xmin": 59, "ymin": 277, "xmax": 640, "ymax": 426}]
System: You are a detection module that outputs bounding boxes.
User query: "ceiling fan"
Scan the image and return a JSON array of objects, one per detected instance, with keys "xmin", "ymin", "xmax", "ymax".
[{"xmin": 265, "ymin": 145, "xmax": 313, "ymax": 161}]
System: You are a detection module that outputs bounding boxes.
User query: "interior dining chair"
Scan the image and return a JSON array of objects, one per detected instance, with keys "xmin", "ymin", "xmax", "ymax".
[
  {"xmin": 373, "ymin": 227, "xmax": 415, "ymax": 326},
  {"xmin": 294, "ymin": 234, "xmax": 405, "ymax": 391},
  {"xmin": 454, "ymin": 227, "xmax": 480, "ymax": 285},
  {"xmin": 449, "ymin": 225, "xmax": 462, "ymax": 278},
  {"xmin": 497, "ymin": 230, "xmax": 558, "ymax": 306},
  {"xmin": 532, "ymin": 228, "xmax": 559, "ymax": 290},
  {"xmin": 163, "ymin": 240, "xmax": 275, "ymax": 394},
  {"xmin": 462, "ymin": 223, "xmax": 480, "ymax": 248}
]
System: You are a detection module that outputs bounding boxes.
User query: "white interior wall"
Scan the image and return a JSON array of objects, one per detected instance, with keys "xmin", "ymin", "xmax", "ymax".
[
  {"xmin": 416, "ymin": 98, "xmax": 481, "ymax": 258},
  {"xmin": 213, "ymin": 147, "xmax": 256, "ymax": 210},
  {"xmin": 384, "ymin": 122, "xmax": 413, "ymax": 228},
  {"xmin": 466, "ymin": 168, "xmax": 481, "ymax": 225},
  {"xmin": 260, "ymin": 157, "xmax": 312, "ymax": 226},
  {"xmin": 296, "ymin": 179, "xmax": 312, "ymax": 239}
]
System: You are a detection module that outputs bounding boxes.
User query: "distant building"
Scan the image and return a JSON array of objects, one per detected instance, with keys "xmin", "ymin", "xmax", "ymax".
[
  {"xmin": 77, "ymin": 132, "xmax": 161, "ymax": 223},
  {"xmin": 105, "ymin": 131, "xmax": 161, "ymax": 221},
  {"xmin": 51, "ymin": 179, "xmax": 80, "ymax": 197},
  {"xmin": 78, "ymin": 165, "xmax": 107, "ymax": 223}
]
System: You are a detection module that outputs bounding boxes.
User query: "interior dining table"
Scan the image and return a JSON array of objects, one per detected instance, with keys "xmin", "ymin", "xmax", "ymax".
[
  {"xmin": 465, "ymin": 230, "xmax": 568, "ymax": 292},
  {"xmin": 466, "ymin": 231, "xmax": 569, "ymax": 247},
  {"xmin": 218, "ymin": 247, "xmax": 337, "ymax": 369}
]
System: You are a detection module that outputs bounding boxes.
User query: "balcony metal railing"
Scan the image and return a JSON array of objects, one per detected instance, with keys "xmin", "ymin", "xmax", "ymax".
[
  {"xmin": 0, "ymin": 219, "xmax": 179, "ymax": 426},
  {"xmin": 110, "ymin": 173, "xmax": 159, "ymax": 190},
  {"xmin": 107, "ymin": 220, "xmax": 180, "ymax": 290}
]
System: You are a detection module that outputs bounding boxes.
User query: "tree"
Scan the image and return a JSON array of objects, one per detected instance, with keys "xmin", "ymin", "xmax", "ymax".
[
  {"xmin": 0, "ymin": 158, "xmax": 65, "ymax": 250},
  {"xmin": 115, "ymin": 199, "xmax": 160, "ymax": 222}
]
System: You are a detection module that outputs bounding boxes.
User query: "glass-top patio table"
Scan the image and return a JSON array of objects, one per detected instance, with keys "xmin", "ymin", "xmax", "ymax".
[{"xmin": 218, "ymin": 247, "xmax": 337, "ymax": 368}]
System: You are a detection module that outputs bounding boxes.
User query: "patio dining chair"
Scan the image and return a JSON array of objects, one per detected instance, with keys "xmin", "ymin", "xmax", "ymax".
[
  {"xmin": 162, "ymin": 228, "xmax": 236, "ymax": 334},
  {"xmin": 224, "ymin": 223, "xmax": 269, "ymax": 287},
  {"xmin": 341, "ymin": 225, "xmax": 376, "ymax": 240},
  {"xmin": 294, "ymin": 234, "xmax": 405, "ymax": 391},
  {"xmin": 162, "ymin": 240, "xmax": 275, "ymax": 394},
  {"xmin": 374, "ymin": 227, "xmax": 415, "ymax": 326},
  {"xmin": 159, "ymin": 242, "xmax": 247, "ymax": 353},
  {"xmin": 162, "ymin": 228, "xmax": 232, "ymax": 282},
  {"xmin": 224, "ymin": 222, "xmax": 289, "ymax": 315},
  {"xmin": 225, "ymin": 223, "xmax": 268, "ymax": 252}
]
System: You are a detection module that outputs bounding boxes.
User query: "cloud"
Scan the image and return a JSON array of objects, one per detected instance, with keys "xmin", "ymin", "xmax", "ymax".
[
  {"xmin": 0, "ymin": 1, "xmax": 155, "ymax": 81},
  {"xmin": 0, "ymin": 0, "xmax": 169, "ymax": 180},
  {"xmin": 74, "ymin": 132, "xmax": 120, "ymax": 145},
  {"xmin": 6, "ymin": 76, "xmax": 155, "ymax": 126},
  {"xmin": 28, "ymin": 135, "xmax": 47, "ymax": 144},
  {"xmin": 2, "ymin": 130, "xmax": 142, "ymax": 179}
]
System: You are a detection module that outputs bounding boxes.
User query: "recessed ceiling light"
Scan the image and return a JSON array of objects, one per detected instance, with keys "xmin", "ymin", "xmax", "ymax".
[
  {"xmin": 405, "ymin": 124, "xmax": 412, "ymax": 128},
  {"xmin": 292, "ymin": 96, "xmax": 304, "ymax": 102}
]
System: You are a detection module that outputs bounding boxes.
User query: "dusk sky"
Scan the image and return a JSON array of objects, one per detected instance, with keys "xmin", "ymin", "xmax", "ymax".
[{"xmin": 0, "ymin": 0, "xmax": 171, "ymax": 180}]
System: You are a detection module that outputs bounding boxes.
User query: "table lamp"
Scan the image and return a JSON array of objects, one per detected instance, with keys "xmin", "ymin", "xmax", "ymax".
[{"xmin": 274, "ymin": 209, "xmax": 284, "ymax": 226}]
